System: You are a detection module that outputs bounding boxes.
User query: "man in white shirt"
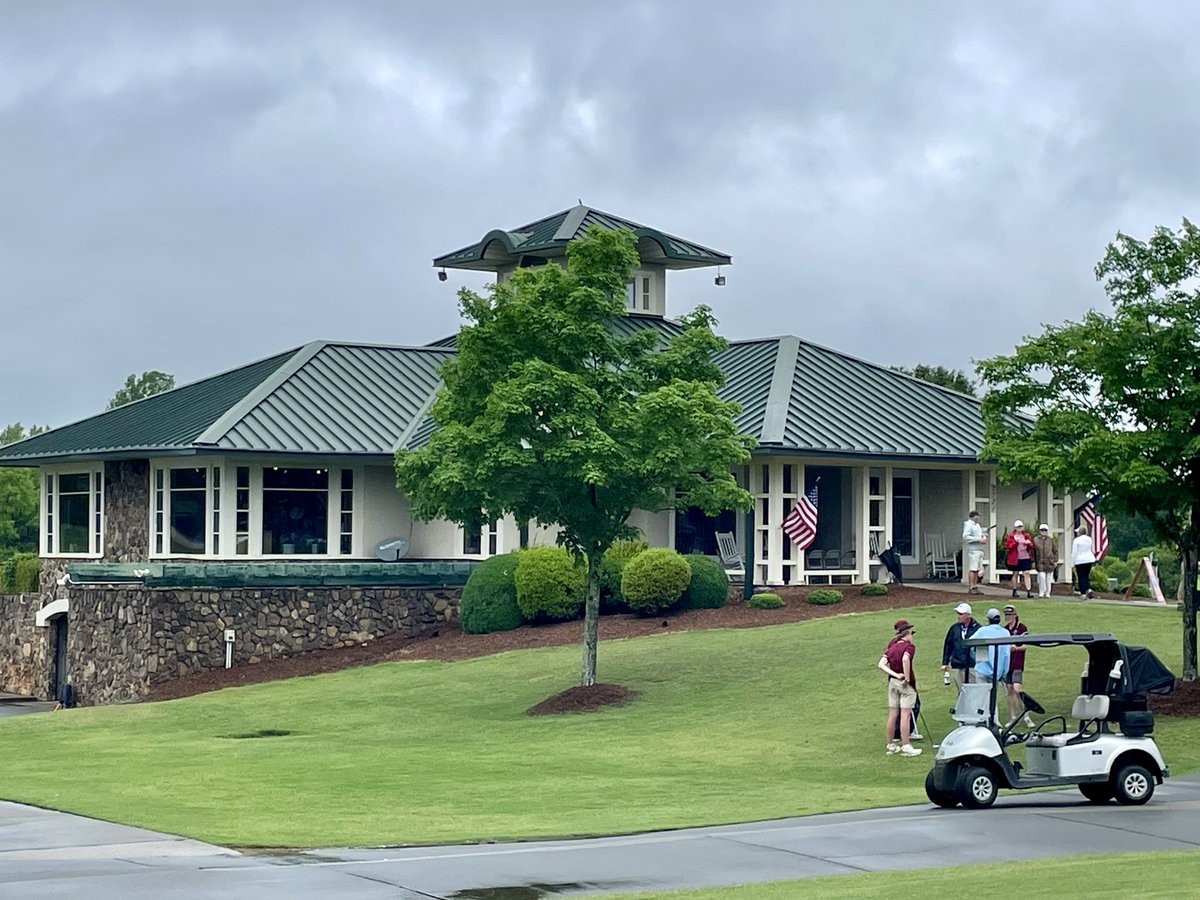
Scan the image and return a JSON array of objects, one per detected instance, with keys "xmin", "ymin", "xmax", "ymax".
[{"xmin": 961, "ymin": 510, "xmax": 988, "ymax": 594}]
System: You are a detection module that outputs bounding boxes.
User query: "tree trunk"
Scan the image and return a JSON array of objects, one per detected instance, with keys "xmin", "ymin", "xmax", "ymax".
[
  {"xmin": 580, "ymin": 550, "xmax": 601, "ymax": 687},
  {"xmin": 1183, "ymin": 545, "xmax": 1198, "ymax": 682}
]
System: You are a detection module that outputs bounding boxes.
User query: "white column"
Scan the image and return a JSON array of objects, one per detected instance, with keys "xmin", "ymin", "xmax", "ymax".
[
  {"xmin": 768, "ymin": 460, "xmax": 785, "ymax": 585},
  {"xmin": 857, "ymin": 464, "xmax": 870, "ymax": 584}
]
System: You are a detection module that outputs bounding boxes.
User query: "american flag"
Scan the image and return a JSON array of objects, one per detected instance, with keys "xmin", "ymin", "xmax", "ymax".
[
  {"xmin": 1076, "ymin": 495, "xmax": 1109, "ymax": 561},
  {"xmin": 783, "ymin": 483, "xmax": 819, "ymax": 549}
]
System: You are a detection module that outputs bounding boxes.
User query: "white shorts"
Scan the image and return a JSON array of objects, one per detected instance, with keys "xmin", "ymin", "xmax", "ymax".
[{"xmin": 968, "ymin": 549, "xmax": 984, "ymax": 573}]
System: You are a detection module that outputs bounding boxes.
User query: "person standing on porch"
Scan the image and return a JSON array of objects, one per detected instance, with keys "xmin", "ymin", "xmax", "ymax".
[
  {"xmin": 961, "ymin": 510, "xmax": 988, "ymax": 594},
  {"xmin": 1032, "ymin": 523, "xmax": 1058, "ymax": 598},
  {"xmin": 1072, "ymin": 523, "xmax": 1097, "ymax": 598},
  {"xmin": 1005, "ymin": 520, "xmax": 1034, "ymax": 598}
]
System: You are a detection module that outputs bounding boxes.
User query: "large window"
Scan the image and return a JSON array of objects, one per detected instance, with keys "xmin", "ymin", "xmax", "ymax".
[
  {"xmin": 262, "ymin": 467, "xmax": 329, "ymax": 555},
  {"xmin": 149, "ymin": 461, "xmax": 356, "ymax": 558},
  {"xmin": 43, "ymin": 469, "xmax": 104, "ymax": 556},
  {"xmin": 463, "ymin": 517, "xmax": 497, "ymax": 557}
]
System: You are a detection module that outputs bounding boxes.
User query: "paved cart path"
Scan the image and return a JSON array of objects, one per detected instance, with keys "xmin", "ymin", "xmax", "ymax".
[{"xmin": 3, "ymin": 776, "xmax": 1200, "ymax": 898}]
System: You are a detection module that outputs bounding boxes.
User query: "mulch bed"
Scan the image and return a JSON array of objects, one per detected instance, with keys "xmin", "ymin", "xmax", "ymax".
[{"xmin": 144, "ymin": 583, "xmax": 1197, "ymax": 716}]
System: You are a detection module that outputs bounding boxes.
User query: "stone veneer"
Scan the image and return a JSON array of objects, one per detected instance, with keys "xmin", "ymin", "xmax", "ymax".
[
  {"xmin": 0, "ymin": 591, "xmax": 53, "ymax": 698},
  {"xmin": 103, "ymin": 460, "xmax": 150, "ymax": 562},
  {"xmin": 40, "ymin": 583, "xmax": 460, "ymax": 706}
]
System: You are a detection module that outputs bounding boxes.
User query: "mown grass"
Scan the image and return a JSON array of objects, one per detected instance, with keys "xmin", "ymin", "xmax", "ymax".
[
  {"xmin": 0, "ymin": 600, "xmax": 1192, "ymax": 847},
  {"xmin": 603, "ymin": 848, "xmax": 1200, "ymax": 899}
]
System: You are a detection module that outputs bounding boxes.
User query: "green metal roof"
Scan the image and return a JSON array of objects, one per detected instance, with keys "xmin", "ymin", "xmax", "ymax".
[
  {"xmin": 718, "ymin": 336, "xmax": 988, "ymax": 461},
  {"xmin": 1, "ymin": 331, "xmax": 991, "ymax": 467},
  {"xmin": 0, "ymin": 342, "xmax": 452, "ymax": 465},
  {"xmin": 433, "ymin": 205, "xmax": 732, "ymax": 271}
]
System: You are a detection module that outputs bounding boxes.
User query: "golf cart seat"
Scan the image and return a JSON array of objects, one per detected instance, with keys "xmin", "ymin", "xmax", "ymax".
[
  {"xmin": 1026, "ymin": 694, "xmax": 1110, "ymax": 748},
  {"xmin": 951, "ymin": 683, "xmax": 994, "ymax": 727}
]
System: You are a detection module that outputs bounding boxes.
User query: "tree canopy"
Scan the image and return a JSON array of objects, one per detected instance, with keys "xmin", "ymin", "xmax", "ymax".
[
  {"xmin": 107, "ymin": 370, "xmax": 175, "ymax": 409},
  {"xmin": 0, "ymin": 423, "xmax": 47, "ymax": 556},
  {"xmin": 395, "ymin": 227, "xmax": 755, "ymax": 685},
  {"xmin": 977, "ymin": 220, "xmax": 1200, "ymax": 679},
  {"xmin": 891, "ymin": 364, "xmax": 975, "ymax": 396}
]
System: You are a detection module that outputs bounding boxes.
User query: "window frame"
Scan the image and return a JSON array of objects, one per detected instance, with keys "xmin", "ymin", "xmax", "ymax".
[{"xmin": 41, "ymin": 466, "xmax": 105, "ymax": 558}]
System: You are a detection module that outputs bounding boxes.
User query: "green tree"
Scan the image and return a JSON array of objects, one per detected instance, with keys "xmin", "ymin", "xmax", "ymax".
[
  {"xmin": 977, "ymin": 220, "xmax": 1200, "ymax": 680},
  {"xmin": 395, "ymin": 227, "xmax": 755, "ymax": 686},
  {"xmin": 0, "ymin": 423, "xmax": 47, "ymax": 555},
  {"xmin": 891, "ymin": 364, "xmax": 975, "ymax": 396},
  {"xmin": 107, "ymin": 370, "xmax": 175, "ymax": 409}
]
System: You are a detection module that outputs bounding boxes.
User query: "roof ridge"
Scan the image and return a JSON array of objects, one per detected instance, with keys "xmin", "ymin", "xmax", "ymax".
[
  {"xmin": 761, "ymin": 336, "xmax": 799, "ymax": 444},
  {"xmin": 194, "ymin": 341, "xmax": 328, "ymax": 446}
]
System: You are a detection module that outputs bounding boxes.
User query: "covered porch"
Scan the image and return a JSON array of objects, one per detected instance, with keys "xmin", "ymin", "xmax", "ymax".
[{"xmin": 673, "ymin": 460, "xmax": 1075, "ymax": 587}]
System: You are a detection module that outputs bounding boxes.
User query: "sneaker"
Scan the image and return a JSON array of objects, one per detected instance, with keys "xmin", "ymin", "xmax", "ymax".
[
  {"xmin": 900, "ymin": 744, "xmax": 922, "ymax": 757},
  {"xmin": 1011, "ymin": 588, "xmax": 1019, "ymax": 598},
  {"xmin": 1024, "ymin": 715, "xmax": 1037, "ymax": 729},
  {"xmin": 886, "ymin": 742, "xmax": 900, "ymax": 754},
  {"xmin": 968, "ymin": 586, "xmax": 981, "ymax": 594},
  {"xmin": 909, "ymin": 731, "xmax": 924, "ymax": 741},
  {"xmin": 1026, "ymin": 590, "xmax": 1033, "ymax": 598},
  {"xmin": 1086, "ymin": 590, "xmax": 1095, "ymax": 599}
]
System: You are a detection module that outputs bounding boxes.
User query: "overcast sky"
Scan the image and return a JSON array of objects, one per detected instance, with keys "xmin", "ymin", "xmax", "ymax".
[{"xmin": 3, "ymin": 0, "xmax": 1199, "ymax": 429}]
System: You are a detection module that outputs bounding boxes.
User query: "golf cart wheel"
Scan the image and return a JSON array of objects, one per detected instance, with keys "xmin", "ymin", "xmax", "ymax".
[
  {"xmin": 955, "ymin": 765, "xmax": 998, "ymax": 809},
  {"xmin": 1112, "ymin": 763, "xmax": 1154, "ymax": 805},
  {"xmin": 1078, "ymin": 782, "xmax": 1114, "ymax": 803},
  {"xmin": 925, "ymin": 770, "xmax": 958, "ymax": 808}
]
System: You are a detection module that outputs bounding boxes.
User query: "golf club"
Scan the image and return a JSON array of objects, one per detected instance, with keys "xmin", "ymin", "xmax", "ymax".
[{"xmin": 918, "ymin": 707, "xmax": 938, "ymax": 748}]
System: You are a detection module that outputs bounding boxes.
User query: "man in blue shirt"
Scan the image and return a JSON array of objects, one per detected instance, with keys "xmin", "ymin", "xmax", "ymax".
[{"xmin": 973, "ymin": 608, "xmax": 1011, "ymax": 684}]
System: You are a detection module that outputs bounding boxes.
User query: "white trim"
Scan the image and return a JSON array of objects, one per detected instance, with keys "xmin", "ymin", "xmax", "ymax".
[
  {"xmin": 40, "ymin": 465, "xmax": 104, "ymax": 558},
  {"xmin": 36, "ymin": 597, "xmax": 69, "ymax": 627}
]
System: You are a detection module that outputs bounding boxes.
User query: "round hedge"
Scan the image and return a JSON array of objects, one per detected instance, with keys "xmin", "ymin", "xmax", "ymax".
[
  {"xmin": 622, "ymin": 547, "xmax": 692, "ymax": 614},
  {"xmin": 597, "ymin": 539, "xmax": 649, "ymax": 614},
  {"xmin": 861, "ymin": 583, "xmax": 888, "ymax": 597},
  {"xmin": 747, "ymin": 592, "xmax": 783, "ymax": 609},
  {"xmin": 807, "ymin": 588, "xmax": 843, "ymax": 605},
  {"xmin": 682, "ymin": 555, "xmax": 729, "ymax": 609},
  {"xmin": 514, "ymin": 546, "xmax": 586, "ymax": 622},
  {"xmin": 459, "ymin": 553, "xmax": 524, "ymax": 634}
]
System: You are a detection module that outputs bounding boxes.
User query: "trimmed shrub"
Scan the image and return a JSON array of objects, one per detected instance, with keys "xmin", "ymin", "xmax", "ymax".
[
  {"xmin": 597, "ymin": 539, "xmax": 648, "ymax": 614},
  {"xmin": 808, "ymin": 588, "xmax": 843, "ymax": 606},
  {"xmin": 747, "ymin": 592, "xmax": 783, "ymax": 609},
  {"xmin": 459, "ymin": 553, "xmax": 524, "ymax": 634},
  {"xmin": 622, "ymin": 548, "xmax": 691, "ymax": 615},
  {"xmin": 681, "ymin": 555, "xmax": 729, "ymax": 609},
  {"xmin": 1132, "ymin": 583, "xmax": 1152, "ymax": 598},
  {"xmin": 861, "ymin": 583, "xmax": 888, "ymax": 597},
  {"xmin": 514, "ymin": 546, "xmax": 586, "ymax": 623},
  {"xmin": 6, "ymin": 553, "xmax": 39, "ymax": 593},
  {"xmin": 1099, "ymin": 557, "xmax": 1132, "ymax": 590}
]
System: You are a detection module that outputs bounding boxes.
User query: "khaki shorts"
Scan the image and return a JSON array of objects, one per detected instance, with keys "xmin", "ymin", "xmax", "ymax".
[
  {"xmin": 967, "ymin": 549, "xmax": 984, "ymax": 573},
  {"xmin": 887, "ymin": 677, "xmax": 917, "ymax": 709}
]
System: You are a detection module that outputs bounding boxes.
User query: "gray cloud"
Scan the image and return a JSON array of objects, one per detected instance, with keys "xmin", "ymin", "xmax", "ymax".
[{"xmin": 3, "ymin": 1, "xmax": 1200, "ymax": 427}]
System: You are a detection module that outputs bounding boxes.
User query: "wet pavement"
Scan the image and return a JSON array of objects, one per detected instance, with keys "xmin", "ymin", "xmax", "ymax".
[{"xmin": 2, "ymin": 776, "xmax": 1199, "ymax": 898}]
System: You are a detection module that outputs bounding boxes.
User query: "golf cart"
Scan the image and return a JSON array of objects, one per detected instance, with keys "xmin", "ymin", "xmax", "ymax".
[{"xmin": 925, "ymin": 632, "xmax": 1175, "ymax": 809}]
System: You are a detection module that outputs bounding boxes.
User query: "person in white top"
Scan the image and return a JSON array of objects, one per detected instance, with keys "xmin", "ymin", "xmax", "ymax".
[
  {"xmin": 961, "ymin": 511, "xmax": 988, "ymax": 594},
  {"xmin": 1071, "ymin": 523, "xmax": 1097, "ymax": 598}
]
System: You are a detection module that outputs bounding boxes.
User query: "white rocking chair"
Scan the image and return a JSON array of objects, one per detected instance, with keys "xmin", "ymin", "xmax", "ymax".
[{"xmin": 924, "ymin": 533, "xmax": 957, "ymax": 580}]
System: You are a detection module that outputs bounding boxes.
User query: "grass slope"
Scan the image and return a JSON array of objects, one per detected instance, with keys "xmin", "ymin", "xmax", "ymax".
[{"xmin": 0, "ymin": 601, "xmax": 1193, "ymax": 847}]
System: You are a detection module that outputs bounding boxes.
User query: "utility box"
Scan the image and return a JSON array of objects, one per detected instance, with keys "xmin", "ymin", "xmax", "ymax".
[{"xmin": 223, "ymin": 629, "xmax": 236, "ymax": 644}]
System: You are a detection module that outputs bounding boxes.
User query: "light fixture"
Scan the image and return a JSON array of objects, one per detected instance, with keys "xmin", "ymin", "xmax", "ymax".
[
  {"xmin": 714, "ymin": 267, "xmax": 726, "ymax": 287},
  {"xmin": 437, "ymin": 268, "xmax": 448, "ymax": 282}
]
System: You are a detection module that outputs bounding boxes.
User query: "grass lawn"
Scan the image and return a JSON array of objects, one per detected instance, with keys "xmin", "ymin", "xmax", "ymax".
[
  {"xmin": 0, "ymin": 600, "xmax": 1193, "ymax": 847},
  {"xmin": 602, "ymin": 848, "xmax": 1200, "ymax": 899}
]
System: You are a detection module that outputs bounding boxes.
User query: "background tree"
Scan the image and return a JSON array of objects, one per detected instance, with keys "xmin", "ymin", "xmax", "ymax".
[
  {"xmin": 0, "ymin": 423, "xmax": 47, "ymax": 555},
  {"xmin": 396, "ymin": 227, "xmax": 755, "ymax": 686},
  {"xmin": 891, "ymin": 364, "xmax": 975, "ymax": 396},
  {"xmin": 977, "ymin": 220, "xmax": 1200, "ymax": 680},
  {"xmin": 107, "ymin": 370, "xmax": 175, "ymax": 409}
]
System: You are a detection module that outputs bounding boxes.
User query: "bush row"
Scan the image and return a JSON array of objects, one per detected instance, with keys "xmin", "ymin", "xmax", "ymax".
[
  {"xmin": 459, "ymin": 544, "xmax": 731, "ymax": 634},
  {"xmin": 1091, "ymin": 545, "xmax": 1179, "ymax": 596}
]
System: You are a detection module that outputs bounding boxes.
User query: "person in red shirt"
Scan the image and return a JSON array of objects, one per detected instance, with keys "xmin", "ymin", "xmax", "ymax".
[
  {"xmin": 878, "ymin": 620, "xmax": 922, "ymax": 757},
  {"xmin": 1003, "ymin": 604, "xmax": 1035, "ymax": 728}
]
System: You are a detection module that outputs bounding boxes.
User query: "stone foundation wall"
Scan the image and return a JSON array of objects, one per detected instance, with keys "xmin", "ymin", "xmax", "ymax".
[
  {"xmin": 62, "ymin": 584, "xmax": 461, "ymax": 705},
  {"xmin": 0, "ymin": 592, "xmax": 52, "ymax": 698}
]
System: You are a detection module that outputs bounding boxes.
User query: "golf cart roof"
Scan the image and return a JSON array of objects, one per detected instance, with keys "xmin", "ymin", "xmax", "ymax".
[{"xmin": 965, "ymin": 632, "xmax": 1118, "ymax": 648}]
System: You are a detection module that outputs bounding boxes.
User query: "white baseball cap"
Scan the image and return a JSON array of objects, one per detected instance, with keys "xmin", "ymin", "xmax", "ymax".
[
  {"xmin": 1039, "ymin": 523, "xmax": 1049, "ymax": 531},
  {"xmin": 1013, "ymin": 519, "xmax": 1024, "ymax": 528},
  {"xmin": 954, "ymin": 602, "xmax": 972, "ymax": 615}
]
